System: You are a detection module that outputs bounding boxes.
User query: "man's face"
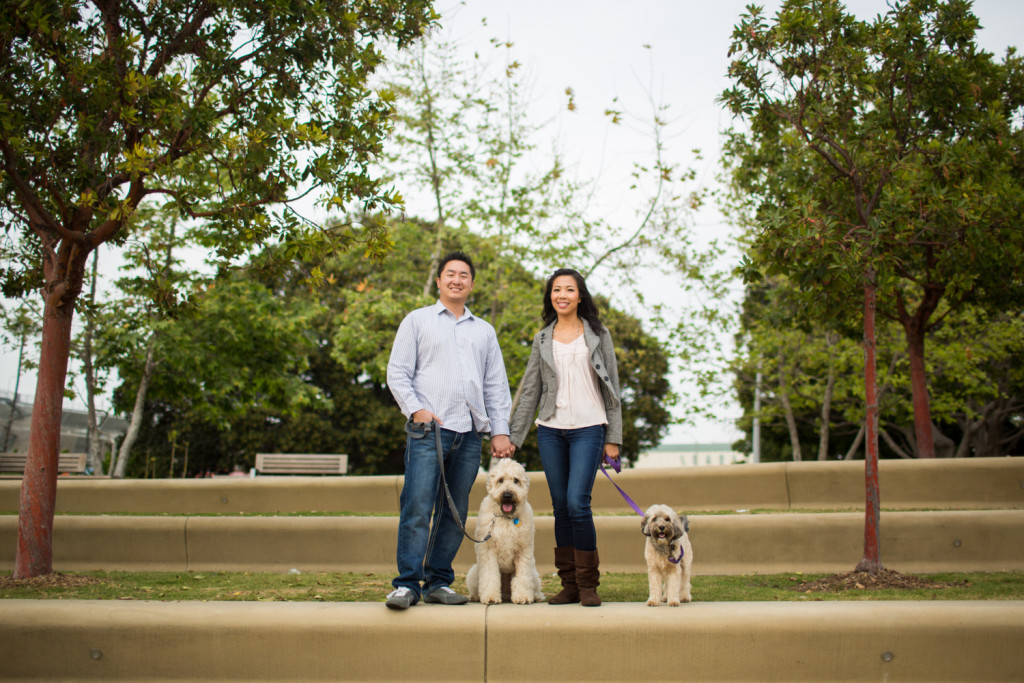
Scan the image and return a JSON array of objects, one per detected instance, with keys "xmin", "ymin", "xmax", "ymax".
[{"xmin": 437, "ymin": 259, "xmax": 474, "ymax": 306}]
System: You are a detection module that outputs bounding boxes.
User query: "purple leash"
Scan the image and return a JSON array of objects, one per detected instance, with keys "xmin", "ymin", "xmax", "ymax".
[
  {"xmin": 599, "ymin": 454, "xmax": 644, "ymax": 517},
  {"xmin": 601, "ymin": 455, "xmax": 685, "ymax": 564}
]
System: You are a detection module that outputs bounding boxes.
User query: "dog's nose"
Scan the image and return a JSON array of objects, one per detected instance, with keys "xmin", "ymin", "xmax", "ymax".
[{"xmin": 502, "ymin": 491, "xmax": 514, "ymax": 501}]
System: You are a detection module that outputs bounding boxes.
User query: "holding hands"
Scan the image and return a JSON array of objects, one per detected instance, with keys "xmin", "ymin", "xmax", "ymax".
[{"xmin": 491, "ymin": 434, "xmax": 516, "ymax": 459}]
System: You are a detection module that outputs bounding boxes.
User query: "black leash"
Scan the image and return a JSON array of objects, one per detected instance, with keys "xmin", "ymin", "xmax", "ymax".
[{"xmin": 432, "ymin": 420, "xmax": 491, "ymax": 544}]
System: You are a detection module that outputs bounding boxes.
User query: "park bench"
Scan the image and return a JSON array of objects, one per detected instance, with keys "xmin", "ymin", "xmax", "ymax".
[
  {"xmin": 254, "ymin": 453, "xmax": 349, "ymax": 476},
  {"xmin": 0, "ymin": 452, "xmax": 89, "ymax": 476}
]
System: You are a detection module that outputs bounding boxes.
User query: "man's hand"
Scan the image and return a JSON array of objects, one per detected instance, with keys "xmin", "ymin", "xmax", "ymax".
[
  {"xmin": 411, "ymin": 409, "xmax": 442, "ymax": 424},
  {"xmin": 490, "ymin": 434, "xmax": 514, "ymax": 458}
]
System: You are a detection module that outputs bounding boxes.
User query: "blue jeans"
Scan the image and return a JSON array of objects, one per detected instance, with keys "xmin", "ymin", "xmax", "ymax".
[
  {"xmin": 537, "ymin": 424, "xmax": 605, "ymax": 551},
  {"xmin": 393, "ymin": 420, "xmax": 482, "ymax": 598}
]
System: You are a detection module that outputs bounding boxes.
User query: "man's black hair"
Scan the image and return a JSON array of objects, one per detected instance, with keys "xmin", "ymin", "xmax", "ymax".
[{"xmin": 437, "ymin": 251, "xmax": 475, "ymax": 280}]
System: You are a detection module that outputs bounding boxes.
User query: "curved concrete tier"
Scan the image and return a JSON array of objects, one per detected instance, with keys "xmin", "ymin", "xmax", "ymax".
[
  {"xmin": 2, "ymin": 600, "xmax": 1022, "ymax": 681},
  {"xmin": 2, "ymin": 510, "xmax": 1021, "ymax": 574},
  {"xmin": 1, "ymin": 456, "xmax": 1021, "ymax": 514}
]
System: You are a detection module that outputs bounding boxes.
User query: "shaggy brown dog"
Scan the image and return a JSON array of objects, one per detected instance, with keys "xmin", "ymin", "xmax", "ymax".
[{"xmin": 641, "ymin": 504, "xmax": 693, "ymax": 606}]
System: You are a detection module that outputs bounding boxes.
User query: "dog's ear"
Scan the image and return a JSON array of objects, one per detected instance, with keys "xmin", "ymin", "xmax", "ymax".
[
  {"xmin": 671, "ymin": 514, "xmax": 688, "ymax": 541},
  {"xmin": 640, "ymin": 513, "xmax": 651, "ymax": 536}
]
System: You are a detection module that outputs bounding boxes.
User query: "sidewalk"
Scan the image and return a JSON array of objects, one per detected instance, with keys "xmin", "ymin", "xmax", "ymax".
[{"xmin": 2, "ymin": 600, "xmax": 1022, "ymax": 681}]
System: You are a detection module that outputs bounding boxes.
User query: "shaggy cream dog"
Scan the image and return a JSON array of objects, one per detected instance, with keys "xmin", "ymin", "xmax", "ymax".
[
  {"xmin": 466, "ymin": 458, "xmax": 544, "ymax": 605},
  {"xmin": 641, "ymin": 504, "xmax": 693, "ymax": 606}
]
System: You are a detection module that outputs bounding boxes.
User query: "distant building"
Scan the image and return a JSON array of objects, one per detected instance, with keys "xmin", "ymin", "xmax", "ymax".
[
  {"xmin": 0, "ymin": 392, "xmax": 128, "ymax": 455},
  {"xmin": 635, "ymin": 442, "xmax": 747, "ymax": 468}
]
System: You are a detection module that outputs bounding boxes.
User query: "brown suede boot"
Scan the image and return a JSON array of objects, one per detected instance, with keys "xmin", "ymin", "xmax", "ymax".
[
  {"xmin": 574, "ymin": 548, "xmax": 601, "ymax": 606},
  {"xmin": 548, "ymin": 545, "xmax": 579, "ymax": 604}
]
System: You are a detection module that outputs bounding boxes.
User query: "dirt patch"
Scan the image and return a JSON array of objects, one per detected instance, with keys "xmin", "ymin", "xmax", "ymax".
[
  {"xmin": 0, "ymin": 572, "xmax": 108, "ymax": 589},
  {"xmin": 792, "ymin": 568, "xmax": 968, "ymax": 593}
]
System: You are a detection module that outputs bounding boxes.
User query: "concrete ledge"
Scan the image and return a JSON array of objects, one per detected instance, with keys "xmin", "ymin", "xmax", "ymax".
[
  {"xmin": 1, "ymin": 600, "xmax": 1022, "ymax": 681},
  {"xmin": 3, "ymin": 510, "xmax": 1021, "ymax": 574},
  {"xmin": 0, "ymin": 475, "xmax": 406, "ymax": 514},
  {"xmin": 2, "ymin": 457, "xmax": 1019, "ymax": 515},
  {"xmin": 784, "ymin": 457, "xmax": 1024, "ymax": 510}
]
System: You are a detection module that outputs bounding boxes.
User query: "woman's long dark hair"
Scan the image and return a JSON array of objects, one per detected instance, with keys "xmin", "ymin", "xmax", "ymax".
[{"xmin": 542, "ymin": 268, "xmax": 604, "ymax": 332}]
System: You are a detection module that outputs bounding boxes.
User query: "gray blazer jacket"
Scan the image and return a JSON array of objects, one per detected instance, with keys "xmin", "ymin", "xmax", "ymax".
[{"xmin": 509, "ymin": 318, "xmax": 622, "ymax": 448}]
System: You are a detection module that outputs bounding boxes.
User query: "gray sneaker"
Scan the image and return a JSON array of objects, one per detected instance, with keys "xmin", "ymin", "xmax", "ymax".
[
  {"xmin": 423, "ymin": 585, "xmax": 469, "ymax": 605},
  {"xmin": 385, "ymin": 586, "xmax": 417, "ymax": 610}
]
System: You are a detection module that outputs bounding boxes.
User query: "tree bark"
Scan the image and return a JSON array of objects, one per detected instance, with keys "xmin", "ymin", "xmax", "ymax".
[
  {"xmin": 855, "ymin": 278, "xmax": 884, "ymax": 573},
  {"xmin": 112, "ymin": 340, "xmax": 158, "ymax": 478},
  {"xmin": 895, "ymin": 285, "xmax": 943, "ymax": 458},
  {"xmin": 1, "ymin": 333, "xmax": 25, "ymax": 451},
  {"xmin": 902, "ymin": 320, "xmax": 936, "ymax": 458},
  {"xmin": 843, "ymin": 421, "xmax": 866, "ymax": 461},
  {"xmin": 14, "ymin": 297, "xmax": 75, "ymax": 578},
  {"xmin": 817, "ymin": 332, "xmax": 836, "ymax": 460},
  {"xmin": 82, "ymin": 250, "xmax": 104, "ymax": 475},
  {"xmin": 777, "ymin": 348, "xmax": 802, "ymax": 461}
]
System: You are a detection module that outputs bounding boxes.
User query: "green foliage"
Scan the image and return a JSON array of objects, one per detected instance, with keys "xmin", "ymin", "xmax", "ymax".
[
  {"xmin": 0, "ymin": 0, "xmax": 437, "ymax": 300},
  {"xmin": 105, "ymin": 273, "xmax": 321, "ymax": 476},
  {"xmin": 721, "ymin": 0, "xmax": 1024, "ymax": 458},
  {"xmin": 380, "ymin": 27, "xmax": 723, "ymax": 435},
  {"xmin": 114, "ymin": 218, "xmax": 675, "ymax": 475}
]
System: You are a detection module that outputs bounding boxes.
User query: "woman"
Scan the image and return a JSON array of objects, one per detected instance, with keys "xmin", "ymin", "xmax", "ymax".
[{"xmin": 508, "ymin": 268, "xmax": 622, "ymax": 606}]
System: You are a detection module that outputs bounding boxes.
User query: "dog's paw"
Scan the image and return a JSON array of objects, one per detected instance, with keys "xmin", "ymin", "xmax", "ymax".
[
  {"xmin": 511, "ymin": 594, "xmax": 534, "ymax": 605},
  {"xmin": 680, "ymin": 594, "xmax": 692, "ymax": 603},
  {"xmin": 667, "ymin": 598, "xmax": 681, "ymax": 607},
  {"xmin": 646, "ymin": 597, "xmax": 659, "ymax": 606},
  {"xmin": 480, "ymin": 592, "xmax": 502, "ymax": 605}
]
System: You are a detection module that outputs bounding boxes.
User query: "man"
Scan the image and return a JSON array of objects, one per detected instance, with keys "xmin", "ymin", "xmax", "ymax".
[{"xmin": 384, "ymin": 251, "xmax": 513, "ymax": 610}]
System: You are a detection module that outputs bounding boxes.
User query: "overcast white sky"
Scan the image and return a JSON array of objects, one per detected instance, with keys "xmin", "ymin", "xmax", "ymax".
[{"xmin": 1, "ymin": 1, "xmax": 1021, "ymax": 446}]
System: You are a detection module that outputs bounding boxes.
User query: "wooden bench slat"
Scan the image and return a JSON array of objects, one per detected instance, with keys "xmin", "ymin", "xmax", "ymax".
[
  {"xmin": 254, "ymin": 453, "xmax": 348, "ymax": 476},
  {"xmin": 0, "ymin": 452, "xmax": 89, "ymax": 474}
]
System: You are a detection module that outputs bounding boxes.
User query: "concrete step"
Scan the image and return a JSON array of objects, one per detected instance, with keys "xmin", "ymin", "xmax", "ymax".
[
  {"xmin": 2, "ymin": 457, "xmax": 1021, "ymax": 515},
  {"xmin": 2, "ymin": 510, "xmax": 1021, "ymax": 574},
  {"xmin": 2, "ymin": 599, "xmax": 1022, "ymax": 681}
]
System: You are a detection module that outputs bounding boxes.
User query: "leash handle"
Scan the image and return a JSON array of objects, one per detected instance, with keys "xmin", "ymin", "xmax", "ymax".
[{"xmin": 433, "ymin": 421, "xmax": 490, "ymax": 544}]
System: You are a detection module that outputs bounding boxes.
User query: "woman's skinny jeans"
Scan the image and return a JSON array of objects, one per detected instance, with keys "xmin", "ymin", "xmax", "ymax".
[{"xmin": 537, "ymin": 423, "xmax": 605, "ymax": 551}]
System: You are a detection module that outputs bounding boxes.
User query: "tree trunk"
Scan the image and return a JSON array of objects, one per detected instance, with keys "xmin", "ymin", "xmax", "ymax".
[
  {"xmin": 855, "ymin": 278, "xmax": 883, "ymax": 573},
  {"xmin": 777, "ymin": 349, "xmax": 802, "ymax": 461},
  {"xmin": 844, "ymin": 421, "xmax": 866, "ymax": 460},
  {"xmin": 817, "ymin": 332, "xmax": 836, "ymax": 460},
  {"xmin": 14, "ymin": 298, "xmax": 75, "ymax": 578},
  {"xmin": 112, "ymin": 340, "xmax": 158, "ymax": 478},
  {"xmin": 82, "ymin": 250, "xmax": 104, "ymax": 475},
  {"xmin": 895, "ymin": 285, "xmax": 943, "ymax": 459},
  {"xmin": 902, "ymin": 321, "xmax": 936, "ymax": 458},
  {"xmin": 1, "ymin": 333, "xmax": 25, "ymax": 451}
]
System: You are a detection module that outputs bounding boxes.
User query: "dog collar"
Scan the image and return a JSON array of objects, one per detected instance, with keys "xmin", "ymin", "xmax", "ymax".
[
  {"xmin": 494, "ymin": 513, "xmax": 520, "ymax": 525},
  {"xmin": 668, "ymin": 545, "xmax": 685, "ymax": 564}
]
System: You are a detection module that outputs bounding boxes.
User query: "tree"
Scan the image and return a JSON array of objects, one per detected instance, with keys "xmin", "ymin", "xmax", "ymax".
[
  {"xmin": 721, "ymin": 0, "xmax": 1024, "ymax": 571},
  {"xmin": 0, "ymin": 0, "xmax": 435, "ymax": 577},
  {"xmin": 0, "ymin": 299, "xmax": 40, "ymax": 451},
  {"xmin": 381, "ymin": 28, "xmax": 723, "ymax": 434},
  {"xmin": 116, "ymin": 219, "xmax": 676, "ymax": 475},
  {"xmin": 723, "ymin": 0, "xmax": 1024, "ymax": 460},
  {"xmin": 104, "ymin": 273, "xmax": 322, "ymax": 475}
]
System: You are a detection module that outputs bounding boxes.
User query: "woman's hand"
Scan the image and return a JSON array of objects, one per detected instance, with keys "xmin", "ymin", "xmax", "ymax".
[{"xmin": 603, "ymin": 443, "xmax": 620, "ymax": 462}]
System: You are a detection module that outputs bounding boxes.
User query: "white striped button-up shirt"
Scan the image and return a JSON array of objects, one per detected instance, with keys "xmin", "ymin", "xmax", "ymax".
[{"xmin": 387, "ymin": 301, "xmax": 511, "ymax": 435}]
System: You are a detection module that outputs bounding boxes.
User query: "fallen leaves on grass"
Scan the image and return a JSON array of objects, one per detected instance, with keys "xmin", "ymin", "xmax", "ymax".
[
  {"xmin": 791, "ymin": 568, "xmax": 968, "ymax": 593},
  {"xmin": 0, "ymin": 572, "xmax": 108, "ymax": 589}
]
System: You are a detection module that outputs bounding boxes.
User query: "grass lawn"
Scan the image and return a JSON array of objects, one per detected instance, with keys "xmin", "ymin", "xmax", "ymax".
[{"xmin": 2, "ymin": 569, "xmax": 1022, "ymax": 602}]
